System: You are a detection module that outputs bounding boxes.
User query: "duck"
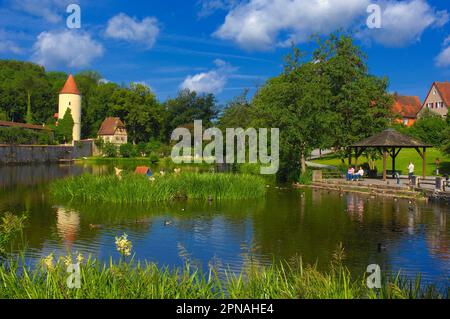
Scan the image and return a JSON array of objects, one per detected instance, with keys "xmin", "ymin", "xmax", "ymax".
[
  {"xmin": 164, "ymin": 220, "xmax": 173, "ymax": 226},
  {"xmin": 89, "ymin": 224, "xmax": 102, "ymax": 230}
]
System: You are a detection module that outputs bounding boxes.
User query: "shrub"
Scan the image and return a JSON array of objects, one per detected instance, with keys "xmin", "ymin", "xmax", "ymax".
[
  {"xmin": 298, "ymin": 169, "xmax": 313, "ymax": 185},
  {"xmin": 119, "ymin": 143, "xmax": 138, "ymax": 158},
  {"xmin": 0, "ymin": 127, "xmax": 53, "ymax": 145},
  {"xmin": 103, "ymin": 142, "xmax": 117, "ymax": 158},
  {"xmin": 145, "ymin": 139, "xmax": 162, "ymax": 155}
]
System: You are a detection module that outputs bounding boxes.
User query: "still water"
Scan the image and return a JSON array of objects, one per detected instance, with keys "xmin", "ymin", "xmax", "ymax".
[{"xmin": 0, "ymin": 163, "xmax": 449, "ymax": 287}]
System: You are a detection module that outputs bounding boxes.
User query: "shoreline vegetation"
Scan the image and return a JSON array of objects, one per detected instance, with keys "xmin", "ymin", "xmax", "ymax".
[
  {"xmin": 0, "ymin": 254, "xmax": 446, "ymax": 299},
  {"xmin": 49, "ymin": 172, "xmax": 267, "ymax": 203}
]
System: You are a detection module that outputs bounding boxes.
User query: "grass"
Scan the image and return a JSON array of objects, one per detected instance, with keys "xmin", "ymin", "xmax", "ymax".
[
  {"xmin": 0, "ymin": 254, "xmax": 446, "ymax": 299},
  {"xmin": 49, "ymin": 172, "xmax": 267, "ymax": 203},
  {"xmin": 313, "ymin": 148, "xmax": 450, "ymax": 176}
]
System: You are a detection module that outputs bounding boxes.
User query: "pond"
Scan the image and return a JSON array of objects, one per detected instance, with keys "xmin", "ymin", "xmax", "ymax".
[{"xmin": 0, "ymin": 163, "xmax": 449, "ymax": 287}]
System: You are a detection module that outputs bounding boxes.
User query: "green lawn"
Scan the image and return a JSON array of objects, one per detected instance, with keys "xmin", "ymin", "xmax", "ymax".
[{"xmin": 313, "ymin": 148, "xmax": 450, "ymax": 176}]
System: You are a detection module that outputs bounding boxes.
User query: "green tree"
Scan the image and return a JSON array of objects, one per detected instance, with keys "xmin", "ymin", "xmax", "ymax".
[
  {"xmin": 103, "ymin": 142, "xmax": 117, "ymax": 158},
  {"xmin": 252, "ymin": 46, "xmax": 333, "ymax": 177},
  {"xmin": 218, "ymin": 90, "xmax": 253, "ymax": 130},
  {"xmin": 164, "ymin": 89, "xmax": 218, "ymax": 139},
  {"xmin": 55, "ymin": 108, "xmax": 74, "ymax": 144},
  {"xmin": 119, "ymin": 143, "xmax": 138, "ymax": 158},
  {"xmin": 408, "ymin": 109, "xmax": 448, "ymax": 147},
  {"xmin": 312, "ymin": 33, "xmax": 392, "ymax": 162}
]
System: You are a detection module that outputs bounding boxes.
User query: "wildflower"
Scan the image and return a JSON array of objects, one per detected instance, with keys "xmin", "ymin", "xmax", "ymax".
[
  {"xmin": 174, "ymin": 168, "xmax": 181, "ymax": 175},
  {"xmin": 61, "ymin": 255, "xmax": 72, "ymax": 267},
  {"xmin": 115, "ymin": 233, "xmax": 132, "ymax": 257},
  {"xmin": 76, "ymin": 252, "xmax": 84, "ymax": 264},
  {"xmin": 41, "ymin": 253, "xmax": 55, "ymax": 271}
]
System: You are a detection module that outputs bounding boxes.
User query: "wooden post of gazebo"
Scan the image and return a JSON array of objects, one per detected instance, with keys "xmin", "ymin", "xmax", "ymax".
[
  {"xmin": 423, "ymin": 147, "xmax": 427, "ymax": 179},
  {"xmin": 349, "ymin": 129, "xmax": 431, "ymax": 182}
]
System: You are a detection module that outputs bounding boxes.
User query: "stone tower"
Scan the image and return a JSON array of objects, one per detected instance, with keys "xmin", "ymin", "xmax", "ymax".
[{"xmin": 58, "ymin": 74, "xmax": 81, "ymax": 142}]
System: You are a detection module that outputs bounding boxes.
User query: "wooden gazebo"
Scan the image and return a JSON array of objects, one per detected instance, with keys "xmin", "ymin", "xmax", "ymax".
[{"xmin": 349, "ymin": 129, "xmax": 432, "ymax": 180}]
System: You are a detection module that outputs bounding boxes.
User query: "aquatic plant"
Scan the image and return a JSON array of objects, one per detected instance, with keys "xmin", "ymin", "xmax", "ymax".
[
  {"xmin": 0, "ymin": 254, "xmax": 445, "ymax": 299},
  {"xmin": 49, "ymin": 173, "xmax": 267, "ymax": 203},
  {"xmin": 0, "ymin": 213, "xmax": 27, "ymax": 255}
]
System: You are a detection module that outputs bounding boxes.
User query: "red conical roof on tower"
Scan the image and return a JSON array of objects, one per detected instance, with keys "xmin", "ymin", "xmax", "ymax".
[{"xmin": 60, "ymin": 74, "xmax": 80, "ymax": 95}]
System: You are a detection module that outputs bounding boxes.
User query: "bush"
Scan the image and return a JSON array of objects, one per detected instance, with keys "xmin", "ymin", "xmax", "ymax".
[
  {"xmin": 408, "ymin": 111, "xmax": 448, "ymax": 147},
  {"xmin": 119, "ymin": 143, "xmax": 138, "ymax": 158},
  {"xmin": 145, "ymin": 139, "xmax": 162, "ymax": 155},
  {"xmin": 103, "ymin": 142, "xmax": 117, "ymax": 158},
  {"xmin": 94, "ymin": 138, "xmax": 104, "ymax": 149},
  {"xmin": 0, "ymin": 127, "xmax": 54, "ymax": 145},
  {"xmin": 298, "ymin": 170, "xmax": 313, "ymax": 185}
]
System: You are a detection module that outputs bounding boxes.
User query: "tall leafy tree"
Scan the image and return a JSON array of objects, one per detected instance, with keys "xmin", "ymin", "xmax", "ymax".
[
  {"xmin": 312, "ymin": 33, "xmax": 392, "ymax": 162},
  {"xmin": 55, "ymin": 108, "xmax": 74, "ymax": 144},
  {"xmin": 218, "ymin": 90, "xmax": 253, "ymax": 130},
  {"xmin": 252, "ymin": 47, "xmax": 333, "ymax": 177},
  {"xmin": 164, "ymin": 89, "xmax": 218, "ymax": 139},
  {"xmin": 408, "ymin": 109, "xmax": 448, "ymax": 147}
]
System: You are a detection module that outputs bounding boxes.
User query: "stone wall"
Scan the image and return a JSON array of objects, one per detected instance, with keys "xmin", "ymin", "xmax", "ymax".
[{"xmin": 0, "ymin": 141, "xmax": 93, "ymax": 164}]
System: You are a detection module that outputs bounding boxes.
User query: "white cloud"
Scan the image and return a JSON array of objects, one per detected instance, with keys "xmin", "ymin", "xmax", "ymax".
[
  {"xmin": 443, "ymin": 35, "xmax": 450, "ymax": 47},
  {"xmin": 197, "ymin": 0, "xmax": 238, "ymax": 18},
  {"xmin": 360, "ymin": 0, "xmax": 449, "ymax": 47},
  {"xmin": 180, "ymin": 59, "xmax": 236, "ymax": 94},
  {"xmin": 32, "ymin": 30, "xmax": 104, "ymax": 69},
  {"xmin": 435, "ymin": 46, "xmax": 450, "ymax": 67},
  {"xmin": 9, "ymin": 0, "xmax": 73, "ymax": 23},
  {"xmin": 436, "ymin": 36, "xmax": 450, "ymax": 68},
  {"xmin": 0, "ymin": 40, "xmax": 23, "ymax": 54},
  {"xmin": 0, "ymin": 29, "xmax": 24, "ymax": 54},
  {"xmin": 105, "ymin": 13, "xmax": 159, "ymax": 48},
  {"xmin": 213, "ymin": 0, "xmax": 448, "ymax": 50},
  {"xmin": 213, "ymin": 0, "xmax": 370, "ymax": 51}
]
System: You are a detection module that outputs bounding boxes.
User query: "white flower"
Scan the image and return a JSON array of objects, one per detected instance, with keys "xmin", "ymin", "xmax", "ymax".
[{"xmin": 115, "ymin": 233, "xmax": 132, "ymax": 257}]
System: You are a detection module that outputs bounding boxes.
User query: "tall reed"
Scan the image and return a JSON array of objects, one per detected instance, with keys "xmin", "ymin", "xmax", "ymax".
[
  {"xmin": 0, "ymin": 255, "xmax": 446, "ymax": 299},
  {"xmin": 49, "ymin": 173, "xmax": 267, "ymax": 203}
]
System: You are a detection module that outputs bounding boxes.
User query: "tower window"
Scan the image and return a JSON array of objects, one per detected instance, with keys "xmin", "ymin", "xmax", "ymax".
[{"xmin": 69, "ymin": 102, "xmax": 71, "ymax": 106}]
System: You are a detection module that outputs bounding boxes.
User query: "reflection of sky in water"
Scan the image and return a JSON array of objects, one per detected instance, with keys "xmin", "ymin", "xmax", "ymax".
[
  {"xmin": 1, "ymin": 163, "xmax": 449, "ymax": 288},
  {"xmin": 388, "ymin": 232, "xmax": 450, "ymax": 286}
]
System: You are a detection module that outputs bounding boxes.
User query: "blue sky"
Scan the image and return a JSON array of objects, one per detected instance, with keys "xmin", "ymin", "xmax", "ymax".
[{"xmin": 0, "ymin": 0, "xmax": 450, "ymax": 104}]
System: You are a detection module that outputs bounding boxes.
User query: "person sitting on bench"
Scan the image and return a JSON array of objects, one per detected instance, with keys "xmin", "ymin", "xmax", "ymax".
[
  {"xmin": 347, "ymin": 167, "xmax": 355, "ymax": 181},
  {"xmin": 354, "ymin": 167, "xmax": 364, "ymax": 181}
]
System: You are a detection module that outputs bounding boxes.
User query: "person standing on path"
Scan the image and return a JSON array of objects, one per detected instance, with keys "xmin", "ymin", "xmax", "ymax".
[
  {"xmin": 408, "ymin": 161, "xmax": 415, "ymax": 183},
  {"xmin": 435, "ymin": 158, "xmax": 440, "ymax": 176}
]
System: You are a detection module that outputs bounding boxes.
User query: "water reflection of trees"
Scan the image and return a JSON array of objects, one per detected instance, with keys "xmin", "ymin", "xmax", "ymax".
[
  {"xmin": 0, "ymin": 164, "xmax": 91, "ymax": 188},
  {"xmin": 251, "ymin": 189, "xmax": 450, "ymax": 276}
]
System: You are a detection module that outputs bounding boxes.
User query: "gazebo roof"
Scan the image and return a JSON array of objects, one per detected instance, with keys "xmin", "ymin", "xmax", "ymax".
[{"xmin": 350, "ymin": 129, "xmax": 431, "ymax": 148}]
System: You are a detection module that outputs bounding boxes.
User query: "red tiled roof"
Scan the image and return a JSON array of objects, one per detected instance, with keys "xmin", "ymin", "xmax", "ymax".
[
  {"xmin": 97, "ymin": 117, "xmax": 126, "ymax": 136},
  {"xmin": 135, "ymin": 166, "xmax": 151, "ymax": 175},
  {"xmin": 434, "ymin": 82, "xmax": 450, "ymax": 106},
  {"xmin": 60, "ymin": 74, "xmax": 80, "ymax": 95},
  {"xmin": 0, "ymin": 121, "xmax": 52, "ymax": 131},
  {"xmin": 392, "ymin": 95, "xmax": 422, "ymax": 118}
]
